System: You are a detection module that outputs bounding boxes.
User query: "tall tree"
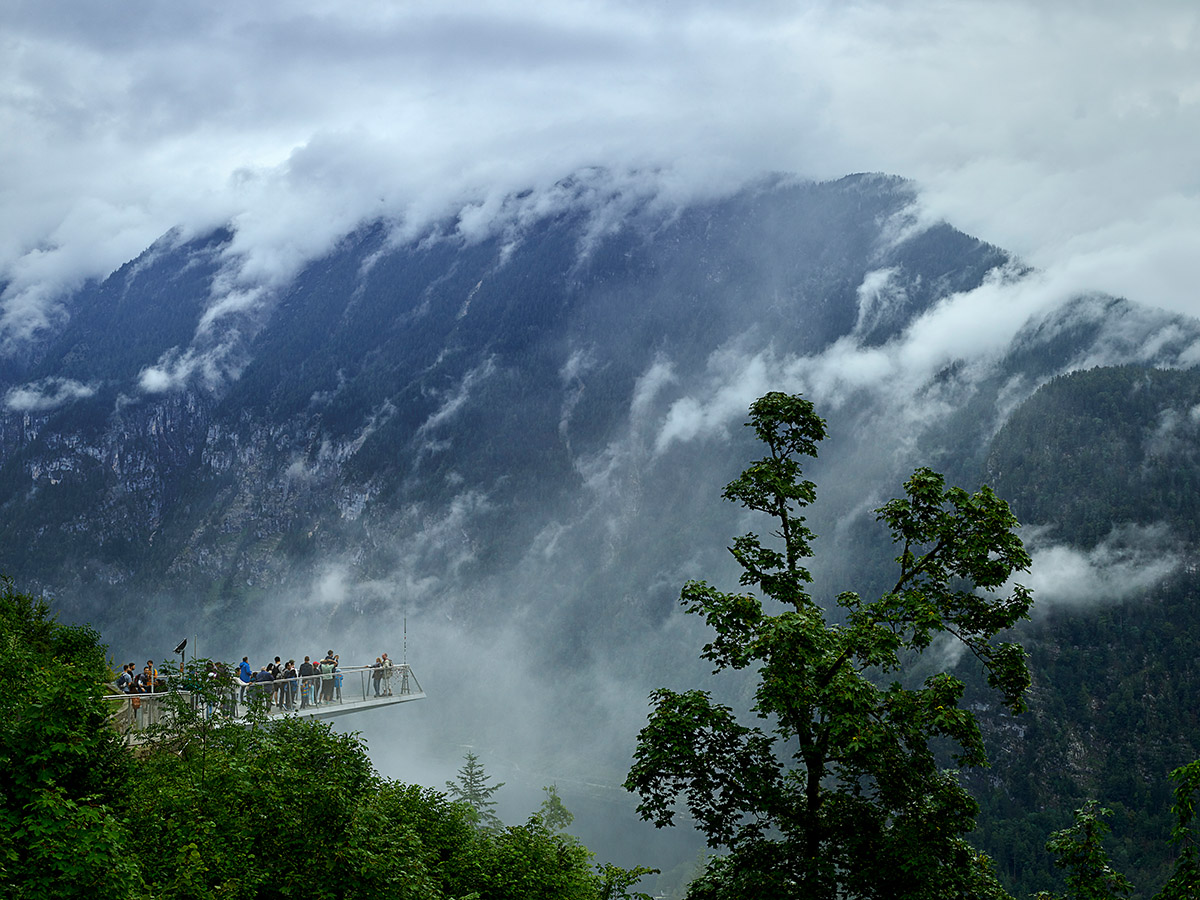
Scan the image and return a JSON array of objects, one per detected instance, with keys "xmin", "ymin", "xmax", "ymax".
[
  {"xmin": 0, "ymin": 578, "xmax": 142, "ymax": 897},
  {"xmin": 540, "ymin": 783, "xmax": 575, "ymax": 831},
  {"xmin": 1157, "ymin": 760, "xmax": 1200, "ymax": 899},
  {"xmin": 446, "ymin": 750, "xmax": 506, "ymax": 833},
  {"xmin": 1036, "ymin": 802, "xmax": 1132, "ymax": 900},
  {"xmin": 624, "ymin": 391, "xmax": 1034, "ymax": 900}
]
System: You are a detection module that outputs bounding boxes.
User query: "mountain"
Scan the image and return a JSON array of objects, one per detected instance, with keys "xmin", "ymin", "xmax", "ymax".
[
  {"xmin": 3, "ymin": 170, "xmax": 1200, "ymax": 894},
  {"xmin": 0, "ymin": 173, "xmax": 1015, "ymax": 631},
  {"xmin": 969, "ymin": 365, "xmax": 1200, "ymax": 895}
]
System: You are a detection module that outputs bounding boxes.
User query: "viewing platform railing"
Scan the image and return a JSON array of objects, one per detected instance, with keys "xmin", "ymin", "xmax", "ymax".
[{"xmin": 104, "ymin": 663, "xmax": 424, "ymax": 743}]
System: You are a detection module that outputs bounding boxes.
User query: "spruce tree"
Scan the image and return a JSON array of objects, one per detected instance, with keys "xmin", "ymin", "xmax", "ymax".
[{"xmin": 446, "ymin": 750, "xmax": 506, "ymax": 832}]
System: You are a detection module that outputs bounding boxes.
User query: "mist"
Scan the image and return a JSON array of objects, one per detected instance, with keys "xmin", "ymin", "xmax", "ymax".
[
  {"xmin": 4, "ymin": 2, "xmax": 1200, "ymax": 351},
  {"xmin": 7, "ymin": 5, "xmax": 1198, "ymax": 889},
  {"xmin": 1022, "ymin": 523, "xmax": 1184, "ymax": 613},
  {"xmin": 93, "ymin": 278, "xmax": 1195, "ymax": 883}
]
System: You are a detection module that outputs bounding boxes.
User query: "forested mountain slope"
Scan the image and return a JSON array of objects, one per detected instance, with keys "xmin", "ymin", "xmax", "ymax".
[
  {"xmin": 4, "ymin": 173, "xmax": 1200, "ymax": 895},
  {"xmin": 972, "ymin": 365, "xmax": 1200, "ymax": 897},
  {"xmin": 988, "ymin": 365, "xmax": 1200, "ymax": 545},
  {"xmin": 0, "ymin": 173, "xmax": 1016, "ymax": 638}
]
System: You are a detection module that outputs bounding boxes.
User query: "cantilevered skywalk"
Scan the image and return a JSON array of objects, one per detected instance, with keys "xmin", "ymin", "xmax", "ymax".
[{"xmin": 106, "ymin": 664, "xmax": 425, "ymax": 743}]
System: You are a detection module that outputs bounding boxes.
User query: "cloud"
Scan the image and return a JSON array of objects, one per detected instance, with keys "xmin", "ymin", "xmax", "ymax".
[
  {"xmin": 653, "ymin": 345, "xmax": 784, "ymax": 454},
  {"xmin": 138, "ymin": 338, "xmax": 249, "ymax": 394},
  {"xmin": 1, "ymin": 1, "xmax": 1197, "ymax": 361},
  {"xmin": 1145, "ymin": 402, "xmax": 1200, "ymax": 459},
  {"xmin": 197, "ymin": 287, "xmax": 266, "ymax": 334},
  {"xmin": 415, "ymin": 358, "xmax": 498, "ymax": 446},
  {"xmin": 1021, "ymin": 523, "xmax": 1183, "ymax": 611},
  {"xmin": 643, "ymin": 259, "xmax": 1053, "ymax": 459},
  {"xmin": 3, "ymin": 376, "xmax": 97, "ymax": 411}
]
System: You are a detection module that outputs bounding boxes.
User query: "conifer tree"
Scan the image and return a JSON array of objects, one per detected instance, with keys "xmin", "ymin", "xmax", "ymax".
[{"xmin": 446, "ymin": 750, "xmax": 506, "ymax": 832}]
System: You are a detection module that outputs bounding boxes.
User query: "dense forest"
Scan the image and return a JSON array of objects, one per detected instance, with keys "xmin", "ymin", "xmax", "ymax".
[
  {"xmin": 963, "ymin": 366, "xmax": 1200, "ymax": 897},
  {"xmin": 0, "ymin": 579, "xmax": 654, "ymax": 899},
  {"xmin": 986, "ymin": 365, "xmax": 1200, "ymax": 545},
  {"xmin": 8, "ymin": 378, "xmax": 1200, "ymax": 898}
]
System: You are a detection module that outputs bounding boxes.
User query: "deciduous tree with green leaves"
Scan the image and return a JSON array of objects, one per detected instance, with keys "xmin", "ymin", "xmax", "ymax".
[
  {"xmin": 624, "ymin": 391, "xmax": 1035, "ymax": 900},
  {"xmin": 1157, "ymin": 760, "xmax": 1200, "ymax": 899},
  {"xmin": 1036, "ymin": 801, "xmax": 1132, "ymax": 900},
  {"xmin": 0, "ymin": 578, "xmax": 142, "ymax": 898},
  {"xmin": 1043, "ymin": 762, "xmax": 1200, "ymax": 900}
]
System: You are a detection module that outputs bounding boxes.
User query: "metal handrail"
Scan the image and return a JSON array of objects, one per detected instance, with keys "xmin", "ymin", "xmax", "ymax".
[{"xmin": 103, "ymin": 664, "xmax": 423, "ymax": 742}]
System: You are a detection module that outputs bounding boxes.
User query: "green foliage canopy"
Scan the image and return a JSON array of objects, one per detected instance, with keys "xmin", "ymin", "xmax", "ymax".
[
  {"xmin": 0, "ymin": 577, "xmax": 139, "ymax": 897},
  {"xmin": 1048, "ymin": 761, "xmax": 1200, "ymax": 900},
  {"xmin": 625, "ymin": 392, "xmax": 1034, "ymax": 900},
  {"xmin": 0, "ymin": 582, "xmax": 653, "ymax": 900},
  {"xmin": 1037, "ymin": 802, "xmax": 1132, "ymax": 900}
]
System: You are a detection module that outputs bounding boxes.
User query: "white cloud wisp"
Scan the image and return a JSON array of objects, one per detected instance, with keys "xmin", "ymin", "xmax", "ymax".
[{"xmin": 1, "ymin": 1, "xmax": 1197, "ymax": 361}]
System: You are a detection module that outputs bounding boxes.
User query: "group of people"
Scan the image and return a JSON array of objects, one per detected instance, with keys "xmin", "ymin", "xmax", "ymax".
[
  {"xmin": 238, "ymin": 650, "xmax": 339, "ymax": 711},
  {"xmin": 113, "ymin": 660, "xmax": 165, "ymax": 694},
  {"xmin": 235, "ymin": 650, "xmax": 398, "ymax": 711},
  {"xmin": 110, "ymin": 650, "xmax": 399, "ymax": 717},
  {"xmin": 111, "ymin": 660, "xmax": 170, "ymax": 728}
]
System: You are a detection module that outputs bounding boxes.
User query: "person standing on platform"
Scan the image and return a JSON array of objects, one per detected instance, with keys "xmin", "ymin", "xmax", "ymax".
[
  {"xmin": 270, "ymin": 656, "xmax": 284, "ymax": 708},
  {"xmin": 299, "ymin": 656, "xmax": 315, "ymax": 708},
  {"xmin": 253, "ymin": 665, "xmax": 274, "ymax": 705},
  {"xmin": 132, "ymin": 665, "xmax": 154, "ymax": 727},
  {"xmin": 281, "ymin": 660, "xmax": 299, "ymax": 711},
  {"xmin": 115, "ymin": 663, "xmax": 134, "ymax": 693},
  {"xmin": 238, "ymin": 657, "xmax": 253, "ymax": 703},
  {"xmin": 381, "ymin": 652, "xmax": 394, "ymax": 696},
  {"xmin": 371, "ymin": 657, "xmax": 383, "ymax": 697},
  {"xmin": 319, "ymin": 651, "xmax": 336, "ymax": 703}
]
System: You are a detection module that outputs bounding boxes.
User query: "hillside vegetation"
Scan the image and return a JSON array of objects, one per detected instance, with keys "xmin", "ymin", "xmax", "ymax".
[
  {"xmin": 971, "ymin": 366, "xmax": 1200, "ymax": 897},
  {"xmin": 0, "ymin": 578, "xmax": 650, "ymax": 899}
]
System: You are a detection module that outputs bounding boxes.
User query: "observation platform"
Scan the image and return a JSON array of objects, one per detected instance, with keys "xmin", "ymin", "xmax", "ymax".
[{"xmin": 105, "ymin": 664, "xmax": 425, "ymax": 744}]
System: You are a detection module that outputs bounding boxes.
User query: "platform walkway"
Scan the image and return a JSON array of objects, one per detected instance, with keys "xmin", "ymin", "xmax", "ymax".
[{"xmin": 105, "ymin": 664, "xmax": 425, "ymax": 744}]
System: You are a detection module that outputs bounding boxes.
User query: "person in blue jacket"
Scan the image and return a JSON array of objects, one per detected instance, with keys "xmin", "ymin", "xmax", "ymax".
[
  {"xmin": 253, "ymin": 665, "xmax": 274, "ymax": 704},
  {"xmin": 238, "ymin": 656, "xmax": 253, "ymax": 703}
]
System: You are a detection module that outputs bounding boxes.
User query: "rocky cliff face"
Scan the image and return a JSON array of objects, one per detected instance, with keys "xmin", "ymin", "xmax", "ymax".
[
  {"xmin": 1, "ymin": 171, "xmax": 1196, "ymax": 650},
  {"xmin": 0, "ymin": 176, "xmax": 976, "ymax": 618}
]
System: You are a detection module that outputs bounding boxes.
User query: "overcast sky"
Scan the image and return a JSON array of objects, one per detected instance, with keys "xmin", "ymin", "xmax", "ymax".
[{"xmin": 3, "ymin": 0, "xmax": 1198, "ymax": 349}]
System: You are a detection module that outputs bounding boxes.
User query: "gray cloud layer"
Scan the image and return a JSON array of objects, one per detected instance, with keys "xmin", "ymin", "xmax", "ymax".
[{"xmin": 3, "ymin": 1, "xmax": 1198, "ymax": 356}]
